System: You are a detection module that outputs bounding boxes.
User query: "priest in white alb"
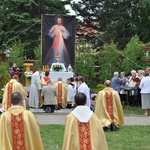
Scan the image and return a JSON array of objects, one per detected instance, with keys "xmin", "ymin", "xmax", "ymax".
[
  {"xmin": 78, "ymin": 76, "xmax": 91, "ymax": 107},
  {"xmin": 29, "ymin": 68, "xmax": 42, "ymax": 108}
]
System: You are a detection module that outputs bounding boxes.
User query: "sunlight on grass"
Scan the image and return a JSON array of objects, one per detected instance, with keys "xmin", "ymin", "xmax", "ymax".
[{"xmin": 41, "ymin": 125, "xmax": 150, "ymax": 150}]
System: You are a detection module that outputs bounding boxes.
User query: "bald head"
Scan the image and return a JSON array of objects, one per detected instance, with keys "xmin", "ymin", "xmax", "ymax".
[
  {"xmin": 58, "ymin": 77, "xmax": 62, "ymax": 81},
  {"xmin": 104, "ymin": 80, "xmax": 111, "ymax": 87},
  {"xmin": 12, "ymin": 75, "xmax": 19, "ymax": 81}
]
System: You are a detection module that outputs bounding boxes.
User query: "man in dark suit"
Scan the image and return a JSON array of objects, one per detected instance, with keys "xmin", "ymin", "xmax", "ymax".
[{"xmin": 41, "ymin": 80, "xmax": 57, "ymax": 113}]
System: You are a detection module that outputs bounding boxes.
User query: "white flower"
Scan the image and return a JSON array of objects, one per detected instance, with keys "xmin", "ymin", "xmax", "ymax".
[
  {"xmin": 24, "ymin": 71, "xmax": 33, "ymax": 78},
  {"xmin": 52, "ymin": 64, "xmax": 63, "ymax": 71}
]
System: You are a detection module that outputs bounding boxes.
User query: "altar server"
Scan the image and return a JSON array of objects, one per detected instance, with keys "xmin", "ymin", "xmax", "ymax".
[{"xmin": 78, "ymin": 76, "xmax": 91, "ymax": 107}]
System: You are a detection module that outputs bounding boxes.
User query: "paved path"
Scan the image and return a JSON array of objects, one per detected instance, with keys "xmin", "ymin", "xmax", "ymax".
[{"xmin": 32, "ymin": 109, "xmax": 150, "ymax": 126}]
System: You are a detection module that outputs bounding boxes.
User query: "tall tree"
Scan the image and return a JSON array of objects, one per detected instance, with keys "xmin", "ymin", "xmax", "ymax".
[
  {"xmin": 0, "ymin": 0, "xmax": 70, "ymax": 58},
  {"xmin": 71, "ymin": 0, "xmax": 150, "ymax": 49},
  {"xmin": 137, "ymin": 0, "xmax": 150, "ymax": 42}
]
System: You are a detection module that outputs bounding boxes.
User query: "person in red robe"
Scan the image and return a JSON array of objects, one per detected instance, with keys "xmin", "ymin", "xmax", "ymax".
[{"xmin": 39, "ymin": 71, "xmax": 51, "ymax": 88}]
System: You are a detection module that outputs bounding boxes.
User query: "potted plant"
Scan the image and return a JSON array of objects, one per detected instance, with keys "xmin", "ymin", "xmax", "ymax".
[
  {"xmin": 52, "ymin": 64, "xmax": 63, "ymax": 72},
  {"xmin": 24, "ymin": 71, "xmax": 33, "ymax": 83}
]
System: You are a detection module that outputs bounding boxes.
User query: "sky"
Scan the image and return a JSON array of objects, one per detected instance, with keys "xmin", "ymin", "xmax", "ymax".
[{"xmin": 65, "ymin": 0, "xmax": 80, "ymax": 16}]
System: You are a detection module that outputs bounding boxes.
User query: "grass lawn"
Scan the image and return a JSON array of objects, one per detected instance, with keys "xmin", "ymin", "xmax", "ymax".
[
  {"xmin": 123, "ymin": 106, "xmax": 144, "ymax": 115},
  {"xmin": 41, "ymin": 125, "xmax": 64, "ymax": 150},
  {"xmin": 41, "ymin": 125, "xmax": 150, "ymax": 150}
]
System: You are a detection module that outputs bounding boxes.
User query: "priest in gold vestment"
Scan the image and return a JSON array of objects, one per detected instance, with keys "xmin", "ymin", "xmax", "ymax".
[
  {"xmin": 54, "ymin": 77, "xmax": 67, "ymax": 109},
  {"xmin": 62, "ymin": 93, "xmax": 108, "ymax": 150},
  {"xmin": 95, "ymin": 80, "xmax": 124, "ymax": 130},
  {"xmin": 0, "ymin": 92, "xmax": 44, "ymax": 150},
  {"xmin": 2, "ymin": 75, "xmax": 27, "ymax": 111}
]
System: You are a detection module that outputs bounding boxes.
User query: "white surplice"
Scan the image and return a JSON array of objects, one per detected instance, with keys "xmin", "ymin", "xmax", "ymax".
[
  {"xmin": 78, "ymin": 82, "xmax": 91, "ymax": 107},
  {"xmin": 67, "ymin": 84, "xmax": 74, "ymax": 103},
  {"xmin": 29, "ymin": 71, "xmax": 41, "ymax": 108}
]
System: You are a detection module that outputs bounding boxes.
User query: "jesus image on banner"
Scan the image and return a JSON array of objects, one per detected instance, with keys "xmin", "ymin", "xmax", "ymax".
[
  {"xmin": 48, "ymin": 17, "xmax": 70, "ymax": 65},
  {"xmin": 42, "ymin": 15, "xmax": 75, "ymax": 70}
]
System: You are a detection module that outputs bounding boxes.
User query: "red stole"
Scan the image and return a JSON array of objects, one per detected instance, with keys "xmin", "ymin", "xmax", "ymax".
[
  {"xmin": 105, "ymin": 92, "xmax": 114, "ymax": 123},
  {"xmin": 57, "ymin": 83, "xmax": 62, "ymax": 104},
  {"xmin": 7, "ymin": 82, "xmax": 14, "ymax": 109},
  {"xmin": 78, "ymin": 121, "xmax": 92, "ymax": 150},
  {"xmin": 43, "ymin": 77, "xmax": 50, "ymax": 82},
  {"xmin": 11, "ymin": 112, "xmax": 26, "ymax": 150}
]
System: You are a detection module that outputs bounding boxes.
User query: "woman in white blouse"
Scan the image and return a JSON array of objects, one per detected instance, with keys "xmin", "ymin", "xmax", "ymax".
[{"xmin": 139, "ymin": 72, "xmax": 150, "ymax": 115}]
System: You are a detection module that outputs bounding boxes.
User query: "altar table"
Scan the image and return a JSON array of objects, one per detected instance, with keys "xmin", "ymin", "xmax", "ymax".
[{"xmin": 41, "ymin": 72, "xmax": 74, "ymax": 82}]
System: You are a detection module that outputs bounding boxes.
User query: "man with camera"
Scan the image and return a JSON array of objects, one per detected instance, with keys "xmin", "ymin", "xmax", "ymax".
[{"xmin": 9, "ymin": 62, "xmax": 23, "ymax": 78}]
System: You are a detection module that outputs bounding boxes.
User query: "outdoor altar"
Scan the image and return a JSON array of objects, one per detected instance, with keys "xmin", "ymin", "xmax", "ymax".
[
  {"xmin": 46, "ymin": 72, "xmax": 74, "ymax": 82},
  {"xmin": 41, "ymin": 62, "xmax": 74, "ymax": 82},
  {"xmin": 41, "ymin": 50, "xmax": 74, "ymax": 82}
]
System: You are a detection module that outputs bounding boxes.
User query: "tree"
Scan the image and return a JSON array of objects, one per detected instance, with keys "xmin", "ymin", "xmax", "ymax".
[
  {"xmin": 122, "ymin": 35, "xmax": 145, "ymax": 74},
  {"xmin": 75, "ymin": 42, "xmax": 96, "ymax": 85},
  {"xmin": 95, "ymin": 41, "xmax": 122, "ymax": 82},
  {"xmin": 137, "ymin": 0, "xmax": 150, "ymax": 42},
  {"xmin": 71, "ymin": 0, "xmax": 150, "ymax": 49},
  {"xmin": 0, "ymin": 0, "xmax": 70, "ymax": 58}
]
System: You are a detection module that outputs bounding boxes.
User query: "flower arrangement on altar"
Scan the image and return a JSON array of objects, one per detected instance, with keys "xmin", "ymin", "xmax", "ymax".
[
  {"xmin": 52, "ymin": 64, "xmax": 63, "ymax": 71},
  {"xmin": 24, "ymin": 71, "xmax": 33, "ymax": 79}
]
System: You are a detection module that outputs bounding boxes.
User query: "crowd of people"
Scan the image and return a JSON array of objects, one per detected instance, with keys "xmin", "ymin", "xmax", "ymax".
[
  {"xmin": 0, "ymin": 66, "xmax": 150, "ymax": 149},
  {"xmin": 111, "ymin": 67, "xmax": 150, "ymax": 116},
  {"xmin": 28, "ymin": 69, "xmax": 92, "ymax": 113}
]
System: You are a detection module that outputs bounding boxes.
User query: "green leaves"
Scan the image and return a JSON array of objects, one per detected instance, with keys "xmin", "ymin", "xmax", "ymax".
[
  {"xmin": 0, "ymin": 0, "xmax": 70, "ymax": 58},
  {"xmin": 122, "ymin": 35, "xmax": 144, "ymax": 72},
  {"xmin": 75, "ymin": 43, "xmax": 96, "ymax": 84},
  {"xmin": 72, "ymin": 0, "xmax": 150, "ymax": 49}
]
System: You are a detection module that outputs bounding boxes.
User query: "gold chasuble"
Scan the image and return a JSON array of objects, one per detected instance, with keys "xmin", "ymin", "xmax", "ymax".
[
  {"xmin": 95, "ymin": 87, "xmax": 124, "ymax": 128},
  {"xmin": 62, "ymin": 106, "xmax": 108, "ymax": 150},
  {"xmin": 2, "ymin": 79, "xmax": 26, "ymax": 111},
  {"xmin": 0, "ymin": 106, "xmax": 44, "ymax": 150},
  {"xmin": 54, "ymin": 81, "xmax": 67, "ymax": 108}
]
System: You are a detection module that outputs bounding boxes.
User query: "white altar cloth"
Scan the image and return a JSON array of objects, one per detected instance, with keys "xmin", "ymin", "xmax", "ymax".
[{"xmin": 41, "ymin": 72, "xmax": 74, "ymax": 82}]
